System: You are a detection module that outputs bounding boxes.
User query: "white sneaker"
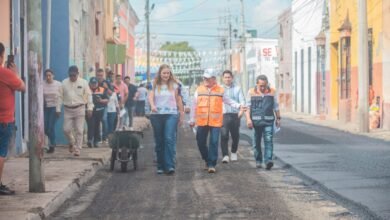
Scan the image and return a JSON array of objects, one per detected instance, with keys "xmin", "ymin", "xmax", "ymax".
[
  {"xmin": 222, "ymin": 155, "xmax": 229, "ymax": 163},
  {"xmin": 231, "ymin": 153, "xmax": 238, "ymax": 161}
]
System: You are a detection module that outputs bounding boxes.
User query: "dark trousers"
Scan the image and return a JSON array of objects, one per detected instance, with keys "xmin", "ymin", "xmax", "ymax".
[
  {"xmin": 220, "ymin": 113, "xmax": 240, "ymax": 156},
  {"xmin": 136, "ymin": 100, "xmax": 145, "ymax": 116},
  {"xmin": 44, "ymin": 106, "xmax": 57, "ymax": 147},
  {"xmin": 87, "ymin": 109, "xmax": 104, "ymax": 144},
  {"xmin": 107, "ymin": 112, "xmax": 117, "ymax": 135},
  {"xmin": 127, "ymin": 106, "xmax": 135, "ymax": 127}
]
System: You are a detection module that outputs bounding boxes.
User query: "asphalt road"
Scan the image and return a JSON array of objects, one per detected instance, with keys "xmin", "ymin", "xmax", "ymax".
[
  {"xmin": 49, "ymin": 124, "xmax": 357, "ymax": 220},
  {"xmin": 241, "ymin": 118, "xmax": 390, "ymax": 220}
]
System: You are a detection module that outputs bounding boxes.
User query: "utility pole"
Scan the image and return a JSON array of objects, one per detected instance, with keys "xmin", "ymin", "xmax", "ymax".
[
  {"xmin": 358, "ymin": 0, "xmax": 369, "ymax": 132},
  {"xmin": 27, "ymin": 0, "xmax": 45, "ymax": 192},
  {"xmin": 45, "ymin": 0, "xmax": 51, "ymax": 69},
  {"xmin": 145, "ymin": 0, "xmax": 151, "ymax": 84},
  {"xmin": 229, "ymin": 20, "xmax": 233, "ymax": 71},
  {"xmin": 240, "ymin": 0, "xmax": 248, "ymax": 93}
]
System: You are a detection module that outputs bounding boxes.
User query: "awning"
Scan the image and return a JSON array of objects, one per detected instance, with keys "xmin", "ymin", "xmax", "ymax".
[{"xmin": 106, "ymin": 43, "xmax": 126, "ymax": 64}]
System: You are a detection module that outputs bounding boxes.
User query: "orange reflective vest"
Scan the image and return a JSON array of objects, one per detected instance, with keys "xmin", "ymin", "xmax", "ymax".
[{"xmin": 195, "ymin": 85, "xmax": 224, "ymax": 127}]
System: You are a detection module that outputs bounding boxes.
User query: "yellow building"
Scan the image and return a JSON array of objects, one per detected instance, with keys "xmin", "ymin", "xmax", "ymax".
[{"xmin": 329, "ymin": 0, "xmax": 383, "ymax": 122}]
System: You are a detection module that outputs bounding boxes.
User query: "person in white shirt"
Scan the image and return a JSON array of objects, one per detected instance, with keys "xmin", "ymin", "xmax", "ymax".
[
  {"xmin": 106, "ymin": 84, "xmax": 119, "ymax": 134},
  {"xmin": 57, "ymin": 66, "xmax": 93, "ymax": 156},
  {"xmin": 135, "ymin": 84, "xmax": 148, "ymax": 116},
  {"xmin": 43, "ymin": 69, "xmax": 61, "ymax": 153}
]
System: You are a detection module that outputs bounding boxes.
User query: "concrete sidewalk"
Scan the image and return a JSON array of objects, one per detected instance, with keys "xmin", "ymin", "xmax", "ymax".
[
  {"xmin": 0, "ymin": 117, "xmax": 150, "ymax": 220},
  {"xmin": 283, "ymin": 112, "xmax": 390, "ymax": 141}
]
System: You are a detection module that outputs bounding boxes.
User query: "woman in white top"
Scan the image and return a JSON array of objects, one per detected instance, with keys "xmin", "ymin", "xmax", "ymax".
[
  {"xmin": 149, "ymin": 64, "xmax": 184, "ymax": 175},
  {"xmin": 43, "ymin": 69, "xmax": 62, "ymax": 153},
  {"xmin": 106, "ymin": 85, "xmax": 119, "ymax": 134}
]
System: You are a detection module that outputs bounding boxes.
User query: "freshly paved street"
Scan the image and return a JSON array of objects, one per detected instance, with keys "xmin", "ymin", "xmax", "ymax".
[
  {"xmin": 241, "ymin": 118, "xmax": 390, "ymax": 220},
  {"xmin": 275, "ymin": 119, "xmax": 390, "ymax": 220},
  {"xmin": 49, "ymin": 123, "xmax": 358, "ymax": 220}
]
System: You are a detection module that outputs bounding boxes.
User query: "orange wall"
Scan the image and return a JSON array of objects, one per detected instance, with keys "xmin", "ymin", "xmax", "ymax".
[{"xmin": 0, "ymin": 1, "xmax": 11, "ymax": 48}]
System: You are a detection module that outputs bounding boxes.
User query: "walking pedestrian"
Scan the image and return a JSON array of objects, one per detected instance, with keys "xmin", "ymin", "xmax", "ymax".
[
  {"xmin": 189, "ymin": 69, "xmax": 243, "ymax": 173},
  {"xmin": 43, "ymin": 69, "xmax": 61, "ymax": 153},
  {"xmin": 113, "ymin": 74, "xmax": 128, "ymax": 129},
  {"xmin": 0, "ymin": 42, "xmax": 26, "ymax": 195},
  {"xmin": 57, "ymin": 65, "xmax": 93, "ymax": 156},
  {"xmin": 124, "ymin": 76, "xmax": 138, "ymax": 127},
  {"xmin": 135, "ymin": 83, "xmax": 148, "ymax": 116},
  {"xmin": 87, "ymin": 77, "xmax": 109, "ymax": 148},
  {"xmin": 220, "ymin": 70, "xmax": 245, "ymax": 163},
  {"xmin": 106, "ymin": 84, "xmax": 119, "ymax": 135},
  {"xmin": 96, "ymin": 68, "xmax": 109, "ymax": 142},
  {"xmin": 245, "ymin": 75, "xmax": 281, "ymax": 170},
  {"xmin": 149, "ymin": 64, "xmax": 184, "ymax": 175}
]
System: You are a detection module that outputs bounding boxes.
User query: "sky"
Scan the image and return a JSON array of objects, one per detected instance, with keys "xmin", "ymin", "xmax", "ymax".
[{"xmin": 131, "ymin": 0, "xmax": 291, "ymax": 51}]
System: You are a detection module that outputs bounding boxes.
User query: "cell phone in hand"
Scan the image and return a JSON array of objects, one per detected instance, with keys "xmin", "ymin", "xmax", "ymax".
[{"xmin": 7, "ymin": 55, "xmax": 14, "ymax": 68}]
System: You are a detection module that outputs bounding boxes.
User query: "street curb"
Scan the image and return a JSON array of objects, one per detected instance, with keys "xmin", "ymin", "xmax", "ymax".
[
  {"xmin": 274, "ymin": 155, "xmax": 383, "ymax": 220},
  {"xmin": 25, "ymin": 153, "xmax": 111, "ymax": 220},
  {"xmin": 239, "ymin": 131, "xmax": 383, "ymax": 220},
  {"xmin": 284, "ymin": 115, "xmax": 390, "ymax": 143}
]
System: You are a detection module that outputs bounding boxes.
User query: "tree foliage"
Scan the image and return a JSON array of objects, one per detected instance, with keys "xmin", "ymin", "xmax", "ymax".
[{"xmin": 160, "ymin": 41, "xmax": 195, "ymax": 52}]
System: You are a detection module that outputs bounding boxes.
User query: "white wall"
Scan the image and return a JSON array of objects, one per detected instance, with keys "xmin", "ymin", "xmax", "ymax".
[
  {"xmin": 292, "ymin": 0, "xmax": 324, "ymax": 115},
  {"xmin": 246, "ymin": 38, "xmax": 278, "ymax": 88},
  {"xmin": 383, "ymin": 0, "xmax": 390, "ymax": 129}
]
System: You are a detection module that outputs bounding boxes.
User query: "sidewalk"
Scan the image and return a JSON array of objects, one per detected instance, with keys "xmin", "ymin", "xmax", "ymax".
[
  {"xmin": 0, "ymin": 117, "xmax": 150, "ymax": 220},
  {"xmin": 283, "ymin": 112, "xmax": 390, "ymax": 142}
]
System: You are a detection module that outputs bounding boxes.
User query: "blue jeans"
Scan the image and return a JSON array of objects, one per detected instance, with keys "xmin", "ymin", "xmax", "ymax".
[
  {"xmin": 107, "ymin": 112, "xmax": 117, "ymax": 134},
  {"xmin": 44, "ymin": 106, "xmax": 57, "ymax": 146},
  {"xmin": 102, "ymin": 107, "xmax": 108, "ymax": 140},
  {"xmin": 150, "ymin": 114, "xmax": 178, "ymax": 171},
  {"xmin": 253, "ymin": 124, "xmax": 274, "ymax": 164},
  {"xmin": 0, "ymin": 122, "xmax": 14, "ymax": 157},
  {"xmin": 196, "ymin": 126, "xmax": 220, "ymax": 168},
  {"xmin": 126, "ymin": 106, "xmax": 135, "ymax": 127}
]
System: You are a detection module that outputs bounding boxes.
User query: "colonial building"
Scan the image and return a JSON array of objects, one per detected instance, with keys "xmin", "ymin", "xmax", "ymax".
[
  {"xmin": 329, "ymin": 0, "xmax": 383, "ymax": 123},
  {"xmin": 291, "ymin": 0, "xmax": 325, "ymax": 115},
  {"xmin": 278, "ymin": 8, "xmax": 293, "ymax": 112}
]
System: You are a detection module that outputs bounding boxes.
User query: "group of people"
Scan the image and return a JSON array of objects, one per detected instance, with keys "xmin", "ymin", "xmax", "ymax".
[
  {"xmin": 44, "ymin": 66, "xmax": 148, "ymax": 155},
  {"xmin": 149, "ymin": 64, "xmax": 281, "ymax": 175},
  {"xmin": 0, "ymin": 37, "xmax": 280, "ymax": 194}
]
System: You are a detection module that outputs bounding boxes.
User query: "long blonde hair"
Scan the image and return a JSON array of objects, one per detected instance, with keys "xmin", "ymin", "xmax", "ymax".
[{"xmin": 153, "ymin": 64, "xmax": 178, "ymax": 93}]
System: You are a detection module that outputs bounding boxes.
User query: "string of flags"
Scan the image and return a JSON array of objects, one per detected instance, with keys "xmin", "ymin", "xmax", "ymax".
[{"xmin": 136, "ymin": 48, "xmax": 242, "ymax": 58}]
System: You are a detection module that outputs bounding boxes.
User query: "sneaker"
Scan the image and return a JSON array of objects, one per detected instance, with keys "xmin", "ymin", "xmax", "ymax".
[
  {"xmin": 208, "ymin": 167, "xmax": 216, "ymax": 173},
  {"xmin": 157, "ymin": 169, "xmax": 164, "ymax": 174},
  {"xmin": 0, "ymin": 183, "xmax": 15, "ymax": 195},
  {"xmin": 87, "ymin": 142, "xmax": 93, "ymax": 148},
  {"xmin": 256, "ymin": 162, "xmax": 262, "ymax": 168},
  {"xmin": 69, "ymin": 144, "xmax": 74, "ymax": 153},
  {"xmin": 266, "ymin": 162, "xmax": 274, "ymax": 170},
  {"xmin": 46, "ymin": 147, "xmax": 55, "ymax": 154},
  {"xmin": 222, "ymin": 155, "xmax": 229, "ymax": 163},
  {"xmin": 231, "ymin": 153, "xmax": 238, "ymax": 161},
  {"xmin": 73, "ymin": 150, "xmax": 80, "ymax": 157},
  {"xmin": 167, "ymin": 168, "xmax": 175, "ymax": 175}
]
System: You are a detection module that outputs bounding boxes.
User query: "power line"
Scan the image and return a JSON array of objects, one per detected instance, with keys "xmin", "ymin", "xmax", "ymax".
[
  {"xmin": 150, "ymin": 16, "xmax": 228, "ymax": 23},
  {"xmin": 156, "ymin": 0, "xmax": 210, "ymax": 20},
  {"xmin": 149, "ymin": 33, "xmax": 220, "ymax": 38}
]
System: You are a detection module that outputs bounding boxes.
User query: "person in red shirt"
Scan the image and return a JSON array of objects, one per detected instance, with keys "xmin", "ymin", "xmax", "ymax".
[{"xmin": 0, "ymin": 42, "xmax": 26, "ymax": 195}]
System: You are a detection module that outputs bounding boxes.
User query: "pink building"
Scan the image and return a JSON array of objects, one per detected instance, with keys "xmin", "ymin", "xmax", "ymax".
[{"xmin": 108, "ymin": 0, "xmax": 139, "ymax": 80}]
